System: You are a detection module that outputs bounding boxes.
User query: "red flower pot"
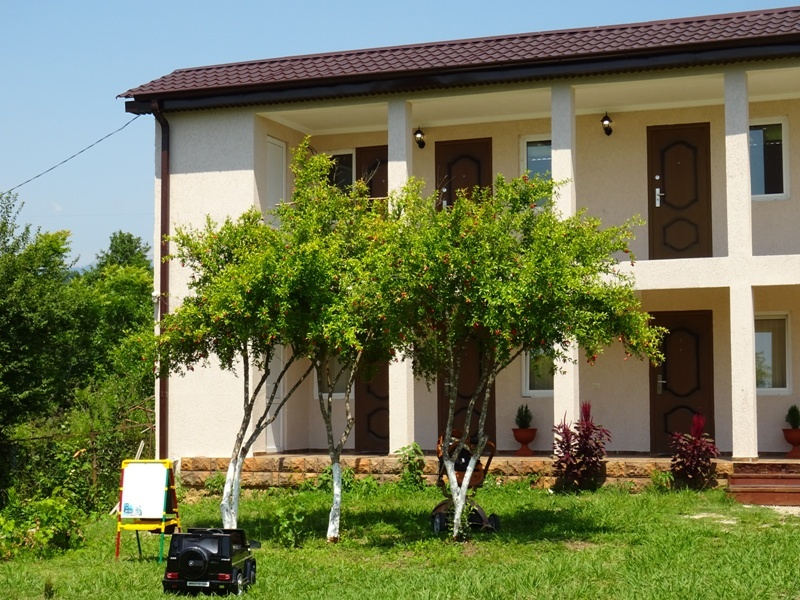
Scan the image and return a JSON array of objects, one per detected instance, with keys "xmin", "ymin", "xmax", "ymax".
[
  {"xmin": 512, "ymin": 428, "xmax": 537, "ymax": 457},
  {"xmin": 783, "ymin": 428, "xmax": 800, "ymax": 459}
]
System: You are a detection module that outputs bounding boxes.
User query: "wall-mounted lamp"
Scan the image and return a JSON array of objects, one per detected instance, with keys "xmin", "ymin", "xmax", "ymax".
[
  {"xmin": 601, "ymin": 112, "xmax": 613, "ymax": 136},
  {"xmin": 414, "ymin": 127, "xmax": 426, "ymax": 149}
]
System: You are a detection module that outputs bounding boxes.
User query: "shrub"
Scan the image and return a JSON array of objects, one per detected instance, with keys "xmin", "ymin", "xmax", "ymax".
[
  {"xmin": 514, "ymin": 404, "xmax": 533, "ymax": 429},
  {"xmin": 670, "ymin": 413, "xmax": 719, "ymax": 489},
  {"xmin": 552, "ymin": 402, "xmax": 611, "ymax": 491},
  {"xmin": 204, "ymin": 472, "xmax": 227, "ymax": 495},
  {"xmin": 649, "ymin": 469, "xmax": 674, "ymax": 493},
  {"xmin": 786, "ymin": 405, "xmax": 800, "ymax": 429},
  {"xmin": 395, "ymin": 442, "xmax": 426, "ymax": 490}
]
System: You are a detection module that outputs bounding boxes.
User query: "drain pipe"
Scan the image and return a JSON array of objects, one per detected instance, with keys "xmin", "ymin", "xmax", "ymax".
[{"xmin": 152, "ymin": 100, "xmax": 170, "ymax": 460}]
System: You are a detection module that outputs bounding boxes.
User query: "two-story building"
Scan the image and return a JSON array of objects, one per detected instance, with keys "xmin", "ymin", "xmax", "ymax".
[{"xmin": 122, "ymin": 6, "xmax": 800, "ymax": 463}]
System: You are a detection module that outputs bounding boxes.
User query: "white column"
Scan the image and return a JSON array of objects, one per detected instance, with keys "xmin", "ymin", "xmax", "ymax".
[
  {"xmin": 387, "ymin": 100, "xmax": 417, "ymax": 453},
  {"xmin": 550, "ymin": 84, "xmax": 580, "ymax": 425},
  {"xmin": 724, "ymin": 68, "xmax": 753, "ymax": 259},
  {"xmin": 551, "ymin": 83, "xmax": 577, "ymax": 217},
  {"xmin": 725, "ymin": 69, "xmax": 758, "ymax": 458},
  {"xmin": 730, "ymin": 284, "xmax": 758, "ymax": 459}
]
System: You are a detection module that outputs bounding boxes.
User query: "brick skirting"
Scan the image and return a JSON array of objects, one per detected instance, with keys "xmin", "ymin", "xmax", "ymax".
[{"xmin": 178, "ymin": 455, "xmax": 734, "ymax": 490}]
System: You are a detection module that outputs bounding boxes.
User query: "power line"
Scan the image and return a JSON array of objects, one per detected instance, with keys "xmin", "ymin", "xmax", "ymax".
[{"xmin": 2, "ymin": 115, "xmax": 142, "ymax": 194}]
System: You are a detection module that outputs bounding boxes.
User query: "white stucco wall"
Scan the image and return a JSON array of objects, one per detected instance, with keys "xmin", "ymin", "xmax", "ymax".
[{"xmin": 157, "ymin": 76, "xmax": 800, "ymax": 459}]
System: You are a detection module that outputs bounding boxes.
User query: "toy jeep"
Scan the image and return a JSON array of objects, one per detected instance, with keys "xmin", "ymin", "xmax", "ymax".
[{"xmin": 162, "ymin": 528, "xmax": 259, "ymax": 595}]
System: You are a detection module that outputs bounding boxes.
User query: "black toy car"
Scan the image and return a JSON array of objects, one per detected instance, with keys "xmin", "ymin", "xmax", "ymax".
[{"xmin": 162, "ymin": 528, "xmax": 259, "ymax": 595}]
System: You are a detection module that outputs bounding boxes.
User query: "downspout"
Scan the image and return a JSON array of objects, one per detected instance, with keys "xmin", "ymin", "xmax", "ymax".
[{"xmin": 152, "ymin": 100, "xmax": 170, "ymax": 460}]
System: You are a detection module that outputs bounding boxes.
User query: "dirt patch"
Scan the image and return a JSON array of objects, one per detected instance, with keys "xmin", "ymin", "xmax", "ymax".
[{"xmin": 564, "ymin": 540, "xmax": 598, "ymax": 551}]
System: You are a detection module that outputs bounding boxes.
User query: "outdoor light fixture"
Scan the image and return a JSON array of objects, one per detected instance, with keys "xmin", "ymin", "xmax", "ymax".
[
  {"xmin": 414, "ymin": 127, "xmax": 426, "ymax": 149},
  {"xmin": 601, "ymin": 112, "xmax": 613, "ymax": 136}
]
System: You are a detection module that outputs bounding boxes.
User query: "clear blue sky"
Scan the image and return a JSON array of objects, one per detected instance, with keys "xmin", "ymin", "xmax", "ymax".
[{"xmin": 1, "ymin": 1, "xmax": 796, "ymax": 267}]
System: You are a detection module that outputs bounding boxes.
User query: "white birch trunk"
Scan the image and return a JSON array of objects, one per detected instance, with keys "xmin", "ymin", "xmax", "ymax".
[
  {"xmin": 220, "ymin": 455, "xmax": 243, "ymax": 529},
  {"xmin": 326, "ymin": 461, "xmax": 342, "ymax": 542},
  {"xmin": 444, "ymin": 455, "xmax": 478, "ymax": 539}
]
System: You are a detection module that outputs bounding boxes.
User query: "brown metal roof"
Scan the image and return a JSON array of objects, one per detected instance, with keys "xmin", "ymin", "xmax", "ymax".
[{"xmin": 121, "ymin": 7, "xmax": 800, "ymax": 109}]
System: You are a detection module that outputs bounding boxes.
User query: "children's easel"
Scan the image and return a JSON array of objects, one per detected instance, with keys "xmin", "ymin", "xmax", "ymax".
[{"xmin": 115, "ymin": 459, "xmax": 181, "ymax": 563}]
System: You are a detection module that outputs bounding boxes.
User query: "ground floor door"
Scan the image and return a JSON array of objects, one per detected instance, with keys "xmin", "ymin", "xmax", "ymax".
[
  {"xmin": 354, "ymin": 362, "xmax": 389, "ymax": 453},
  {"xmin": 650, "ymin": 311, "xmax": 715, "ymax": 454},
  {"xmin": 437, "ymin": 340, "xmax": 496, "ymax": 442}
]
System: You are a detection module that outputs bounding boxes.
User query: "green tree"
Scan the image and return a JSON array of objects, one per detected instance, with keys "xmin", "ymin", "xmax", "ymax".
[
  {"xmin": 387, "ymin": 174, "xmax": 665, "ymax": 538},
  {"xmin": 277, "ymin": 140, "xmax": 399, "ymax": 542},
  {"xmin": 91, "ymin": 231, "xmax": 151, "ymax": 273},
  {"xmin": 0, "ymin": 192, "xmax": 75, "ymax": 430},
  {"xmin": 159, "ymin": 210, "xmax": 312, "ymax": 528}
]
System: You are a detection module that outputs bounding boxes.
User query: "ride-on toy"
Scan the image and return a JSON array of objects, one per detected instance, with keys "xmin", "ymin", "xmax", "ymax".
[{"xmin": 431, "ymin": 429, "xmax": 499, "ymax": 534}]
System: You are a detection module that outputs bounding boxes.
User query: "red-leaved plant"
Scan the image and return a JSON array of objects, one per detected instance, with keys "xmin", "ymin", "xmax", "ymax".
[
  {"xmin": 553, "ymin": 402, "xmax": 611, "ymax": 491},
  {"xmin": 670, "ymin": 413, "xmax": 719, "ymax": 489}
]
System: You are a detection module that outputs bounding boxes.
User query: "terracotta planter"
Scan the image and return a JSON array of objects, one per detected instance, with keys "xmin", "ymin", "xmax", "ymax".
[
  {"xmin": 783, "ymin": 428, "xmax": 800, "ymax": 458},
  {"xmin": 512, "ymin": 428, "xmax": 537, "ymax": 457}
]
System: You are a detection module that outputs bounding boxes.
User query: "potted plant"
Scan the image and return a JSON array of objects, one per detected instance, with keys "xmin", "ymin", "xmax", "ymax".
[
  {"xmin": 783, "ymin": 405, "xmax": 800, "ymax": 458},
  {"xmin": 512, "ymin": 403, "xmax": 537, "ymax": 456}
]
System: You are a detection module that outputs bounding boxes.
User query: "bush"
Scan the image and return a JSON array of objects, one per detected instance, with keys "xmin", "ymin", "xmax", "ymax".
[
  {"xmin": 553, "ymin": 402, "xmax": 611, "ymax": 491},
  {"xmin": 396, "ymin": 443, "xmax": 426, "ymax": 490},
  {"xmin": 670, "ymin": 413, "xmax": 719, "ymax": 489},
  {"xmin": 0, "ymin": 488, "xmax": 85, "ymax": 559}
]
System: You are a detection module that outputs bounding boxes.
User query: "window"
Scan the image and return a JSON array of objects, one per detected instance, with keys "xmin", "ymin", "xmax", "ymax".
[
  {"xmin": 755, "ymin": 315, "xmax": 788, "ymax": 391},
  {"xmin": 749, "ymin": 119, "xmax": 788, "ymax": 200},
  {"xmin": 522, "ymin": 137, "xmax": 552, "ymax": 179},
  {"xmin": 328, "ymin": 152, "xmax": 354, "ymax": 191},
  {"xmin": 523, "ymin": 352, "xmax": 554, "ymax": 396},
  {"xmin": 317, "ymin": 356, "xmax": 352, "ymax": 398}
]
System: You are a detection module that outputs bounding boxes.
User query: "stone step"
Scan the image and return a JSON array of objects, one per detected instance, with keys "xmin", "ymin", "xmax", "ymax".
[{"xmin": 728, "ymin": 485, "xmax": 800, "ymax": 506}]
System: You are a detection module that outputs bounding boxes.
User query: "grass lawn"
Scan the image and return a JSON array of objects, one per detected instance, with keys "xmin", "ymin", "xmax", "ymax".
[{"xmin": 4, "ymin": 481, "xmax": 800, "ymax": 599}]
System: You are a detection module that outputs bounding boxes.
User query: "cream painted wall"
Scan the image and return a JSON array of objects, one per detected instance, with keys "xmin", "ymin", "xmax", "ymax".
[
  {"xmin": 754, "ymin": 285, "xmax": 800, "ymax": 453},
  {"xmin": 750, "ymin": 100, "xmax": 800, "ymax": 256},
  {"xmin": 160, "ymin": 85, "xmax": 800, "ymax": 460}
]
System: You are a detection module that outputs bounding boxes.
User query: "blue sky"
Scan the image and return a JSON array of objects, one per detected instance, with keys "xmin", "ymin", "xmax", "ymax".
[{"xmin": 1, "ymin": 1, "xmax": 796, "ymax": 267}]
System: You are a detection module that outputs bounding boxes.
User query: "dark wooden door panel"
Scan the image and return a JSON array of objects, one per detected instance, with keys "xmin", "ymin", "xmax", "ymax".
[
  {"xmin": 437, "ymin": 339, "xmax": 496, "ymax": 442},
  {"xmin": 435, "ymin": 138, "xmax": 492, "ymax": 208},
  {"xmin": 647, "ymin": 124, "xmax": 712, "ymax": 260},
  {"xmin": 354, "ymin": 362, "xmax": 389, "ymax": 453},
  {"xmin": 650, "ymin": 311, "xmax": 715, "ymax": 454},
  {"xmin": 355, "ymin": 145, "xmax": 388, "ymax": 199}
]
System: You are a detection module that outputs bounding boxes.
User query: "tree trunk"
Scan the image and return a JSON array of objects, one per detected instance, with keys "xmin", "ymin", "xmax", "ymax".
[
  {"xmin": 220, "ymin": 455, "xmax": 243, "ymax": 528},
  {"xmin": 326, "ymin": 460, "xmax": 342, "ymax": 542},
  {"xmin": 444, "ymin": 455, "xmax": 479, "ymax": 539}
]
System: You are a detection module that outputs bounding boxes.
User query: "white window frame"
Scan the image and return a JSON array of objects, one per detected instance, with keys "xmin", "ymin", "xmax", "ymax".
[
  {"xmin": 750, "ymin": 117, "xmax": 790, "ymax": 202},
  {"xmin": 755, "ymin": 312, "xmax": 791, "ymax": 395},
  {"xmin": 326, "ymin": 149, "xmax": 355, "ymax": 190},
  {"xmin": 521, "ymin": 351, "xmax": 554, "ymax": 398},
  {"xmin": 265, "ymin": 136, "xmax": 287, "ymax": 211},
  {"xmin": 314, "ymin": 358, "xmax": 352, "ymax": 401},
  {"xmin": 520, "ymin": 134, "xmax": 552, "ymax": 179}
]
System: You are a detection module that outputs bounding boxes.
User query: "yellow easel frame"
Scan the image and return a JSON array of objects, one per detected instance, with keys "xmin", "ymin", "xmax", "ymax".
[{"xmin": 115, "ymin": 459, "xmax": 181, "ymax": 563}]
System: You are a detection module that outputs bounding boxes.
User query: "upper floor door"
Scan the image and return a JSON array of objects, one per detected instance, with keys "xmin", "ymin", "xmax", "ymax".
[
  {"xmin": 435, "ymin": 138, "xmax": 492, "ymax": 208},
  {"xmin": 647, "ymin": 123, "xmax": 712, "ymax": 260}
]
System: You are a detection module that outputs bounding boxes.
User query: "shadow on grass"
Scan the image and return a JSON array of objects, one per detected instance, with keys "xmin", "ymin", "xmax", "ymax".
[{"xmin": 188, "ymin": 489, "xmax": 613, "ymax": 548}]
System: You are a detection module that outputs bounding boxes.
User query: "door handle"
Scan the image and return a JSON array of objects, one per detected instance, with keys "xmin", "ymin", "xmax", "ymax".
[
  {"xmin": 657, "ymin": 376, "xmax": 666, "ymax": 394},
  {"xmin": 655, "ymin": 187, "xmax": 665, "ymax": 208}
]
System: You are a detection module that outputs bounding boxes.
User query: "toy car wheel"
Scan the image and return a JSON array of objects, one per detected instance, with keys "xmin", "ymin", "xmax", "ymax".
[
  {"xmin": 488, "ymin": 513, "xmax": 500, "ymax": 532},
  {"xmin": 432, "ymin": 511, "xmax": 448, "ymax": 535},
  {"xmin": 248, "ymin": 559, "xmax": 257, "ymax": 586},
  {"xmin": 177, "ymin": 546, "xmax": 209, "ymax": 580},
  {"xmin": 233, "ymin": 568, "xmax": 245, "ymax": 595}
]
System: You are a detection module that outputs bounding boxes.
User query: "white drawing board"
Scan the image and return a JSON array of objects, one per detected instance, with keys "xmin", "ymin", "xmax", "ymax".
[{"xmin": 120, "ymin": 461, "xmax": 168, "ymax": 520}]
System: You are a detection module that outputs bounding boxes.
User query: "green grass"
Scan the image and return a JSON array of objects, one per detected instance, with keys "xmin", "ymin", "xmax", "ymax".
[{"xmin": 4, "ymin": 483, "xmax": 800, "ymax": 599}]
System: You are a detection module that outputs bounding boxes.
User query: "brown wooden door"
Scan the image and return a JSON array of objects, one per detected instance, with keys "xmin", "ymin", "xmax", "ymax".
[
  {"xmin": 650, "ymin": 311, "xmax": 715, "ymax": 454},
  {"xmin": 356, "ymin": 146, "xmax": 388, "ymax": 198},
  {"xmin": 354, "ymin": 362, "xmax": 390, "ymax": 453},
  {"xmin": 647, "ymin": 124, "xmax": 712, "ymax": 260},
  {"xmin": 435, "ymin": 138, "xmax": 492, "ymax": 208},
  {"xmin": 437, "ymin": 339, "xmax": 496, "ymax": 442}
]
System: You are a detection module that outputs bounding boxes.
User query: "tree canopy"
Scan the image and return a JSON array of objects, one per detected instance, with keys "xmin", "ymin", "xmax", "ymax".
[{"xmin": 385, "ymin": 174, "xmax": 664, "ymax": 537}]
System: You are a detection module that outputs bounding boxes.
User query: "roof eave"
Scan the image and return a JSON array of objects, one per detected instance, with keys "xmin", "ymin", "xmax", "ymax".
[{"xmin": 125, "ymin": 42, "xmax": 800, "ymax": 115}]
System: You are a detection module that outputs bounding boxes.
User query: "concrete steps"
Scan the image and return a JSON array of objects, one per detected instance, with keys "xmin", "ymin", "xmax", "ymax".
[{"xmin": 728, "ymin": 463, "xmax": 800, "ymax": 506}]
